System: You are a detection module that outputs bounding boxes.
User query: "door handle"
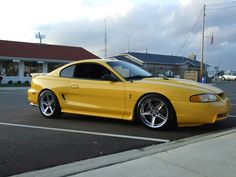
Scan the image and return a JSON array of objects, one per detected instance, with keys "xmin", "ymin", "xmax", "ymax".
[{"xmin": 71, "ymin": 85, "xmax": 79, "ymax": 89}]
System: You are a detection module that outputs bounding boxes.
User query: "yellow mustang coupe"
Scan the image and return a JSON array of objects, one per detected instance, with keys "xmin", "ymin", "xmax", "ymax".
[{"xmin": 28, "ymin": 59, "xmax": 231, "ymax": 129}]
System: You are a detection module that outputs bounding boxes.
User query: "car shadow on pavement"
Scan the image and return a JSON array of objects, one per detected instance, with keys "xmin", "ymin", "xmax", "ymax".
[{"xmin": 56, "ymin": 113, "xmax": 235, "ymax": 136}]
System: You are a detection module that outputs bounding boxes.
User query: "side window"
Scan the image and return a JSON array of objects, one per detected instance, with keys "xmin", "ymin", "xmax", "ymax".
[
  {"xmin": 60, "ymin": 65, "xmax": 75, "ymax": 78},
  {"xmin": 74, "ymin": 63, "xmax": 115, "ymax": 80}
]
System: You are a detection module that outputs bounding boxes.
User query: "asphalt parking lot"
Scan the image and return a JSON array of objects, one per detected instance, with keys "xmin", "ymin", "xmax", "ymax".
[{"xmin": 0, "ymin": 81, "xmax": 236, "ymax": 177}]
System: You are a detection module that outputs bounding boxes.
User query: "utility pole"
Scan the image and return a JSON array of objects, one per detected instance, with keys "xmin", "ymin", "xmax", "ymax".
[
  {"xmin": 200, "ymin": 4, "xmax": 206, "ymax": 82},
  {"xmin": 104, "ymin": 18, "xmax": 107, "ymax": 59}
]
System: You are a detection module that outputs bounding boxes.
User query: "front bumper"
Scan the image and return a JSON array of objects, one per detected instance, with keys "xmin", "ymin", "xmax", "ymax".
[{"xmin": 173, "ymin": 97, "xmax": 231, "ymax": 127}]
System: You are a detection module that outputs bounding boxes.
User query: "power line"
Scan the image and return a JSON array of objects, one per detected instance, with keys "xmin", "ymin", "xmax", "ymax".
[
  {"xmin": 205, "ymin": 0, "xmax": 236, "ymax": 2},
  {"xmin": 175, "ymin": 9, "xmax": 202, "ymax": 56},
  {"xmin": 175, "ymin": 1, "xmax": 236, "ymax": 57},
  {"xmin": 210, "ymin": 13, "xmax": 236, "ymax": 18},
  {"xmin": 207, "ymin": 4, "xmax": 236, "ymax": 10},
  {"xmin": 206, "ymin": 0, "xmax": 236, "ymax": 6},
  {"xmin": 206, "ymin": 8, "xmax": 236, "ymax": 19}
]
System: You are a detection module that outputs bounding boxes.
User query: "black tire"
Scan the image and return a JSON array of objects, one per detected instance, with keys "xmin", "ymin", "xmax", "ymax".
[
  {"xmin": 136, "ymin": 94, "xmax": 176, "ymax": 129},
  {"xmin": 221, "ymin": 77, "xmax": 225, "ymax": 81},
  {"xmin": 39, "ymin": 90, "xmax": 61, "ymax": 118}
]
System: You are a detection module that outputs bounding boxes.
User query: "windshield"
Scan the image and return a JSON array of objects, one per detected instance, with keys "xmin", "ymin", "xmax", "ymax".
[{"xmin": 107, "ymin": 61, "xmax": 153, "ymax": 80}]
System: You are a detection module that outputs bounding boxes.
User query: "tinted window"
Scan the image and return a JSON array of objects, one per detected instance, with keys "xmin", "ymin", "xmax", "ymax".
[
  {"xmin": 107, "ymin": 61, "xmax": 152, "ymax": 80},
  {"xmin": 74, "ymin": 63, "xmax": 115, "ymax": 80},
  {"xmin": 60, "ymin": 65, "xmax": 75, "ymax": 78}
]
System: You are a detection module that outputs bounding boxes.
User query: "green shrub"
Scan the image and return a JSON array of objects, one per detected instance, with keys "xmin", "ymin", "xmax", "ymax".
[
  {"xmin": 23, "ymin": 81, "xmax": 31, "ymax": 86},
  {"xmin": 8, "ymin": 80, "xmax": 13, "ymax": 85},
  {"xmin": 16, "ymin": 81, "xmax": 22, "ymax": 85}
]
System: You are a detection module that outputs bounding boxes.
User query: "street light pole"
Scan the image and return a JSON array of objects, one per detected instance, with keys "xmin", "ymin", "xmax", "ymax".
[{"xmin": 200, "ymin": 4, "xmax": 206, "ymax": 82}]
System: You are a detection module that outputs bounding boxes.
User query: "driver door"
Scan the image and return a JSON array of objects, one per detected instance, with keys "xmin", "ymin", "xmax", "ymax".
[{"xmin": 65, "ymin": 62, "xmax": 126, "ymax": 119}]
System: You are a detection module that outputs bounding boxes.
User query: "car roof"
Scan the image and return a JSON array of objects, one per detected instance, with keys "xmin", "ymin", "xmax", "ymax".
[
  {"xmin": 49, "ymin": 58, "xmax": 120, "ymax": 76},
  {"xmin": 69, "ymin": 58, "xmax": 118, "ymax": 65}
]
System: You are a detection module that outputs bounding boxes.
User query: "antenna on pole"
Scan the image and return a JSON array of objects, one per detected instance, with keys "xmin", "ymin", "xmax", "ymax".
[
  {"xmin": 35, "ymin": 32, "xmax": 46, "ymax": 44},
  {"xmin": 104, "ymin": 18, "xmax": 107, "ymax": 58},
  {"xmin": 200, "ymin": 4, "xmax": 206, "ymax": 82}
]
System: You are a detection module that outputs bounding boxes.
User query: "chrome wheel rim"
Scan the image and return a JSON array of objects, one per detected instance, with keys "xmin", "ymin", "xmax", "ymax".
[
  {"xmin": 40, "ymin": 92, "xmax": 56, "ymax": 116},
  {"xmin": 139, "ymin": 97, "xmax": 168, "ymax": 128}
]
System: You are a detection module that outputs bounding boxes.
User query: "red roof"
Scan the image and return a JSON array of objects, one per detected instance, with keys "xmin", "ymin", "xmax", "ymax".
[{"xmin": 0, "ymin": 40, "xmax": 100, "ymax": 61}]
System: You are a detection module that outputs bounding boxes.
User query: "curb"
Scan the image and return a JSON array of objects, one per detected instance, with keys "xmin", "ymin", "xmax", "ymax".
[{"xmin": 13, "ymin": 128, "xmax": 236, "ymax": 177}]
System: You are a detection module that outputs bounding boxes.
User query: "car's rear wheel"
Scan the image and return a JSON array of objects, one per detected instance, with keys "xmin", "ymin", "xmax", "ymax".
[
  {"xmin": 39, "ymin": 90, "xmax": 61, "ymax": 118},
  {"xmin": 221, "ymin": 77, "xmax": 225, "ymax": 81},
  {"xmin": 136, "ymin": 94, "xmax": 176, "ymax": 129}
]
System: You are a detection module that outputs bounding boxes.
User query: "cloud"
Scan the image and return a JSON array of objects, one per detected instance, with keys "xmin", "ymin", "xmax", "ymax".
[
  {"xmin": 38, "ymin": 2, "xmax": 177, "ymax": 52},
  {"xmin": 1, "ymin": 0, "xmax": 235, "ymax": 70}
]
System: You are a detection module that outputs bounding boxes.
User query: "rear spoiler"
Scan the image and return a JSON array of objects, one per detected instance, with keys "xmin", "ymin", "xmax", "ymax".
[{"xmin": 30, "ymin": 73, "xmax": 48, "ymax": 78}]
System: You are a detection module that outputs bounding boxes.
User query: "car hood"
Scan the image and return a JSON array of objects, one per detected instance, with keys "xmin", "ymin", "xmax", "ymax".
[{"xmin": 135, "ymin": 77, "xmax": 223, "ymax": 94}]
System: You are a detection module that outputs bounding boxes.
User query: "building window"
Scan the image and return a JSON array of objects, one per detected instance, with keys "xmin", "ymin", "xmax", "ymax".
[
  {"xmin": 48, "ymin": 63, "xmax": 63, "ymax": 72},
  {"xmin": 0, "ymin": 60, "xmax": 19, "ymax": 76},
  {"xmin": 24, "ymin": 61, "xmax": 43, "ymax": 77}
]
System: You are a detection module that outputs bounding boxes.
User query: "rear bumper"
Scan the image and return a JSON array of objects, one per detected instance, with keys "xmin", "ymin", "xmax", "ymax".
[
  {"xmin": 28, "ymin": 88, "xmax": 39, "ymax": 106},
  {"xmin": 30, "ymin": 102, "xmax": 38, "ymax": 107}
]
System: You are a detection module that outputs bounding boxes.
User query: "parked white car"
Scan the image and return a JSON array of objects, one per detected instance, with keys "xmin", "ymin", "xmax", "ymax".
[{"xmin": 219, "ymin": 71, "xmax": 236, "ymax": 81}]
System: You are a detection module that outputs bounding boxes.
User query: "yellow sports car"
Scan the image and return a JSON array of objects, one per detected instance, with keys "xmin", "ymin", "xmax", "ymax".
[{"xmin": 28, "ymin": 59, "xmax": 231, "ymax": 129}]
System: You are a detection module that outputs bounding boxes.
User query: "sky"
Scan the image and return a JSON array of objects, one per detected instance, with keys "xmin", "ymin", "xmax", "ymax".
[{"xmin": 0, "ymin": 0, "xmax": 236, "ymax": 70}]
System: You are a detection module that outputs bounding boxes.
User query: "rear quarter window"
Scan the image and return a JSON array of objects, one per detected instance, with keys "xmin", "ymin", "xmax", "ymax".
[{"xmin": 60, "ymin": 65, "xmax": 75, "ymax": 78}]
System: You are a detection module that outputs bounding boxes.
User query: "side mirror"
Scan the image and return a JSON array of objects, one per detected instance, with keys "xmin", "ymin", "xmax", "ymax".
[{"xmin": 102, "ymin": 74, "xmax": 118, "ymax": 82}]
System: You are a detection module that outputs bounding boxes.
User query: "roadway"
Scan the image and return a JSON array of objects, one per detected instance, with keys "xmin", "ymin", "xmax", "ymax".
[{"xmin": 0, "ymin": 81, "xmax": 235, "ymax": 177}]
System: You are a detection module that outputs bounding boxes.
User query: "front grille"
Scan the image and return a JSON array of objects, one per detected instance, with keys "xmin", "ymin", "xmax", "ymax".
[
  {"xmin": 218, "ymin": 92, "xmax": 225, "ymax": 99},
  {"xmin": 217, "ymin": 113, "xmax": 227, "ymax": 119}
]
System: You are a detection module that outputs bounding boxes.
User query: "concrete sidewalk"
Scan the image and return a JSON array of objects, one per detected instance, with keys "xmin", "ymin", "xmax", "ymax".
[
  {"xmin": 14, "ymin": 129, "xmax": 236, "ymax": 177},
  {"xmin": 72, "ymin": 131, "xmax": 236, "ymax": 177}
]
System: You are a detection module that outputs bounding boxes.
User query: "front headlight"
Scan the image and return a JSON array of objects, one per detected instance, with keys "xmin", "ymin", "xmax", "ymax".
[{"xmin": 190, "ymin": 93, "xmax": 218, "ymax": 103}]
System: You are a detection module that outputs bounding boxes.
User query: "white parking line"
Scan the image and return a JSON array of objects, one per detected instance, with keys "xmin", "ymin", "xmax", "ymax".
[
  {"xmin": 231, "ymin": 104, "xmax": 236, "ymax": 106},
  {"xmin": 229, "ymin": 115, "xmax": 236, "ymax": 118},
  {"xmin": 0, "ymin": 92, "xmax": 27, "ymax": 94},
  {"xmin": 0, "ymin": 91, "xmax": 27, "ymax": 94},
  {"xmin": 0, "ymin": 122, "xmax": 169, "ymax": 143}
]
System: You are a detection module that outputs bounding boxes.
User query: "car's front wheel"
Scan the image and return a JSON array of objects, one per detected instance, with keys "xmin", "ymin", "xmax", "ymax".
[
  {"xmin": 39, "ymin": 90, "xmax": 61, "ymax": 118},
  {"xmin": 136, "ymin": 94, "xmax": 176, "ymax": 129}
]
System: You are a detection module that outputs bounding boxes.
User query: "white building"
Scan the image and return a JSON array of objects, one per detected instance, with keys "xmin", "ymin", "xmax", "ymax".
[
  {"xmin": 113, "ymin": 52, "xmax": 207, "ymax": 80},
  {"xmin": 0, "ymin": 40, "xmax": 99, "ymax": 84}
]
